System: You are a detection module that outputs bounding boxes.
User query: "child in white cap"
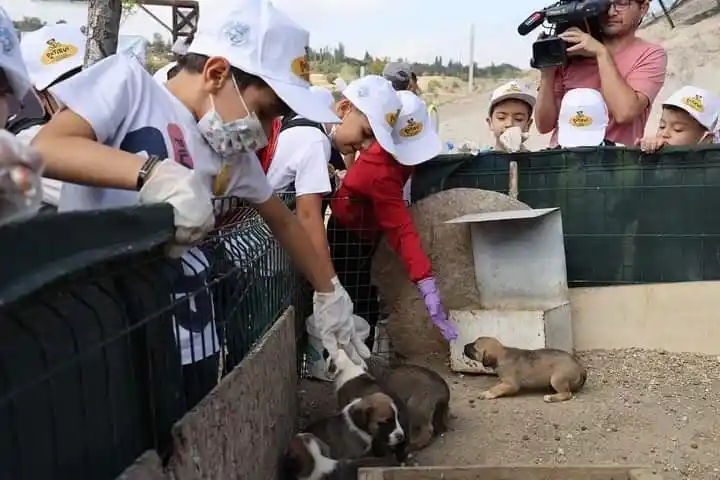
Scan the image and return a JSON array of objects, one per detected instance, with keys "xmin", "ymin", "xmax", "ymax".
[
  {"xmin": 486, "ymin": 80, "xmax": 536, "ymax": 152},
  {"xmin": 31, "ymin": 0, "xmax": 367, "ymax": 403},
  {"xmin": 557, "ymin": 88, "xmax": 616, "ymax": 148},
  {"xmin": 639, "ymin": 86, "xmax": 720, "ymax": 153},
  {"xmin": 326, "ymin": 81, "xmax": 458, "ymax": 360},
  {"xmin": 0, "ymin": 7, "xmax": 45, "ymax": 224},
  {"xmin": 14, "ymin": 23, "xmax": 87, "ymax": 209}
]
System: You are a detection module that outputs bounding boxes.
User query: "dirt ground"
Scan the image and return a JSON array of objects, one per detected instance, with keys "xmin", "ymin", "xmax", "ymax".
[{"xmin": 298, "ymin": 349, "xmax": 720, "ymax": 480}]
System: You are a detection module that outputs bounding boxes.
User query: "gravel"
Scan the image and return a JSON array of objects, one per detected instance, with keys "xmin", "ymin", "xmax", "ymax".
[{"xmin": 298, "ymin": 349, "xmax": 720, "ymax": 479}]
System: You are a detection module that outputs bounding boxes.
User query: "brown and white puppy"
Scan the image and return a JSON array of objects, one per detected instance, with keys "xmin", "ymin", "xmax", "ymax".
[
  {"xmin": 302, "ymin": 392, "xmax": 403, "ymax": 460},
  {"xmin": 367, "ymin": 358, "xmax": 450, "ymax": 451},
  {"xmin": 280, "ymin": 433, "xmax": 398, "ymax": 480},
  {"xmin": 463, "ymin": 336, "xmax": 587, "ymax": 403},
  {"xmin": 325, "ymin": 350, "xmax": 408, "ymax": 461}
]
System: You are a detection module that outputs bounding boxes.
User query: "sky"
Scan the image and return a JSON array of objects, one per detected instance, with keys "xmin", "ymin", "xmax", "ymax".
[{"xmin": 0, "ymin": 0, "xmax": 666, "ymax": 67}]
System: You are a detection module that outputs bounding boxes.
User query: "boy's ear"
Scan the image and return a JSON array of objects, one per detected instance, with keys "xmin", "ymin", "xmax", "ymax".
[
  {"xmin": 336, "ymin": 98, "xmax": 353, "ymax": 118},
  {"xmin": 486, "ymin": 116, "xmax": 492, "ymax": 128},
  {"xmin": 203, "ymin": 56, "xmax": 233, "ymax": 92}
]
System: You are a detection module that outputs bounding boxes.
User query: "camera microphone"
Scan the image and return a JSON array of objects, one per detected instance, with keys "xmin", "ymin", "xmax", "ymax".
[{"xmin": 517, "ymin": 10, "xmax": 546, "ymax": 36}]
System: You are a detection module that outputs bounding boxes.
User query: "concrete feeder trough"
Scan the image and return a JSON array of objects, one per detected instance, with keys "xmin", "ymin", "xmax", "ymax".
[
  {"xmin": 357, "ymin": 465, "xmax": 663, "ymax": 479},
  {"xmin": 444, "ymin": 208, "xmax": 573, "ymax": 374}
]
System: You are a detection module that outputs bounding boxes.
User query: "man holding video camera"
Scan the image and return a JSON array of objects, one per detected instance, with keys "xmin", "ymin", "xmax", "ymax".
[{"xmin": 534, "ymin": 0, "xmax": 667, "ymax": 147}]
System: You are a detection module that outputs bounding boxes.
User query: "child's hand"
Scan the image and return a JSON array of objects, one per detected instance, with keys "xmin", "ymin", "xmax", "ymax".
[{"xmin": 638, "ymin": 136, "xmax": 666, "ymax": 154}]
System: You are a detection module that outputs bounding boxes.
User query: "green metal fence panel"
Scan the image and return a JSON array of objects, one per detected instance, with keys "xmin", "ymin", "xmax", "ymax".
[
  {"xmin": 411, "ymin": 146, "xmax": 720, "ymax": 286},
  {"xmin": 0, "ymin": 196, "xmax": 300, "ymax": 480}
]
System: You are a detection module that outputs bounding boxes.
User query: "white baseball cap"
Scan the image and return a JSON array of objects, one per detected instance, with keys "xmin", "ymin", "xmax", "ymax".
[
  {"xmin": 20, "ymin": 24, "xmax": 86, "ymax": 91},
  {"xmin": 0, "ymin": 8, "xmax": 32, "ymax": 102},
  {"xmin": 342, "ymin": 75, "xmax": 401, "ymax": 156},
  {"xmin": 557, "ymin": 88, "xmax": 608, "ymax": 148},
  {"xmin": 153, "ymin": 61, "xmax": 177, "ymax": 84},
  {"xmin": 392, "ymin": 91, "xmax": 441, "ymax": 166},
  {"xmin": 489, "ymin": 80, "xmax": 536, "ymax": 115},
  {"xmin": 187, "ymin": 0, "xmax": 339, "ymax": 124},
  {"xmin": 663, "ymin": 85, "xmax": 720, "ymax": 131},
  {"xmin": 310, "ymin": 85, "xmax": 334, "ymax": 110}
]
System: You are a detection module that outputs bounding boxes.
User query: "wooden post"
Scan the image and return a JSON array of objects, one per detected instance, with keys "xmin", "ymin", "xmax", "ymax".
[
  {"xmin": 84, "ymin": 0, "xmax": 123, "ymax": 67},
  {"xmin": 508, "ymin": 160, "xmax": 519, "ymax": 199}
]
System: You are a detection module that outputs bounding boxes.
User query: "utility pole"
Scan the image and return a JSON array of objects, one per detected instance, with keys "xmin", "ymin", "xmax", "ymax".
[
  {"xmin": 84, "ymin": 0, "xmax": 124, "ymax": 67},
  {"xmin": 468, "ymin": 24, "xmax": 475, "ymax": 93}
]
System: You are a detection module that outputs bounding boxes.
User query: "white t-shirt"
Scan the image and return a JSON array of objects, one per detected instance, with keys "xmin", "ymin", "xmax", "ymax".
[
  {"xmin": 51, "ymin": 52, "xmax": 273, "ymax": 365},
  {"xmin": 266, "ymin": 119, "xmax": 332, "ymax": 196},
  {"xmin": 16, "ymin": 124, "xmax": 63, "ymax": 206}
]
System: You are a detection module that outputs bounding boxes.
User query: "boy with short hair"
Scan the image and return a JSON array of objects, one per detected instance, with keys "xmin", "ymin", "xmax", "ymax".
[
  {"xmin": 486, "ymin": 80, "xmax": 535, "ymax": 152},
  {"xmin": 639, "ymin": 86, "xmax": 720, "ymax": 153},
  {"xmin": 31, "ymin": 0, "xmax": 368, "ymax": 402}
]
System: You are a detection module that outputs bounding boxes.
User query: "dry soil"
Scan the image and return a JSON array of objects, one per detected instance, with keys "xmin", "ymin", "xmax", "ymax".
[{"xmin": 298, "ymin": 349, "xmax": 720, "ymax": 480}]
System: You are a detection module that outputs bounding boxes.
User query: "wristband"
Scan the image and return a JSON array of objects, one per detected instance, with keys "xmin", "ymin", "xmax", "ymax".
[{"xmin": 136, "ymin": 155, "xmax": 161, "ymax": 191}]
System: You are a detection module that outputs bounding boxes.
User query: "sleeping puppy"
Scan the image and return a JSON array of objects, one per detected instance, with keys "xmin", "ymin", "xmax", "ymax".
[
  {"xmin": 325, "ymin": 350, "xmax": 409, "ymax": 461},
  {"xmin": 463, "ymin": 336, "xmax": 587, "ymax": 403},
  {"xmin": 367, "ymin": 358, "xmax": 450, "ymax": 451},
  {"xmin": 280, "ymin": 433, "xmax": 398, "ymax": 480},
  {"xmin": 302, "ymin": 392, "xmax": 402, "ymax": 460}
]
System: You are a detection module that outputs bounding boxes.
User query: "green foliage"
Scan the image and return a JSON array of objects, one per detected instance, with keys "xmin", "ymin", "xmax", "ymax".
[
  {"xmin": 307, "ymin": 44, "xmax": 521, "ymax": 82},
  {"xmin": 325, "ymin": 72, "xmax": 338, "ymax": 85},
  {"xmin": 12, "ymin": 16, "xmax": 45, "ymax": 35},
  {"xmin": 427, "ymin": 79, "xmax": 442, "ymax": 93}
]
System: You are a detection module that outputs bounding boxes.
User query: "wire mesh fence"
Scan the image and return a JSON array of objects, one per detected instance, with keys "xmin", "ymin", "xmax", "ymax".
[{"xmin": 0, "ymin": 194, "xmax": 301, "ymax": 480}]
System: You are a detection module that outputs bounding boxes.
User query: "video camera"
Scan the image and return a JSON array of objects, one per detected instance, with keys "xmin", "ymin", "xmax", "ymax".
[{"xmin": 518, "ymin": 0, "xmax": 611, "ymax": 69}]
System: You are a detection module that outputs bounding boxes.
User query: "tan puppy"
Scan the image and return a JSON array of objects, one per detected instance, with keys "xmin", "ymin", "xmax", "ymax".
[{"xmin": 463, "ymin": 337, "xmax": 587, "ymax": 403}]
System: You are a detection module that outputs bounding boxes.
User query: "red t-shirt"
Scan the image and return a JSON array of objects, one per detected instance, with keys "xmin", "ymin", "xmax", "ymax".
[
  {"xmin": 331, "ymin": 142, "xmax": 432, "ymax": 283},
  {"xmin": 550, "ymin": 38, "xmax": 667, "ymax": 146}
]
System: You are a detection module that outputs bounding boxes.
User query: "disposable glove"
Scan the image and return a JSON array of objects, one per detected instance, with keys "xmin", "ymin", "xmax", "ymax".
[
  {"xmin": 498, "ymin": 126, "xmax": 529, "ymax": 153},
  {"xmin": 417, "ymin": 276, "xmax": 458, "ymax": 341},
  {"xmin": 0, "ymin": 130, "xmax": 43, "ymax": 224},
  {"xmin": 137, "ymin": 160, "xmax": 215, "ymax": 258},
  {"xmin": 313, "ymin": 276, "xmax": 371, "ymax": 366}
]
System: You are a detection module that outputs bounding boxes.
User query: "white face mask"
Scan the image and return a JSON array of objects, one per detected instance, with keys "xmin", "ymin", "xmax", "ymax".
[{"xmin": 197, "ymin": 76, "xmax": 268, "ymax": 157}]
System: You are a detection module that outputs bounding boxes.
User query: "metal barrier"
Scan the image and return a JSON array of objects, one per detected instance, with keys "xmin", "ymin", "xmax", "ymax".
[{"xmin": 0, "ymin": 195, "xmax": 300, "ymax": 480}]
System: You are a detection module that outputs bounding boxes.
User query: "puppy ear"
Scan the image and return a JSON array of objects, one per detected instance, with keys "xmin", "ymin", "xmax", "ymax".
[
  {"xmin": 279, "ymin": 453, "xmax": 302, "ymax": 480},
  {"xmin": 481, "ymin": 351, "xmax": 498, "ymax": 368},
  {"xmin": 350, "ymin": 405, "xmax": 370, "ymax": 432}
]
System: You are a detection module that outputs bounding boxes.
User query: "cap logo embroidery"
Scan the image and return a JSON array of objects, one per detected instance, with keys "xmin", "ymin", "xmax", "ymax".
[
  {"xmin": 357, "ymin": 86, "xmax": 369, "ymax": 98},
  {"xmin": 504, "ymin": 83, "xmax": 522, "ymax": 94},
  {"xmin": 399, "ymin": 118, "xmax": 423, "ymax": 137},
  {"xmin": 0, "ymin": 26, "xmax": 17, "ymax": 54},
  {"xmin": 569, "ymin": 111, "xmax": 592, "ymax": 128},
  {"xmin": 682, "ymin": 95, "xmax": 704, "ymax": 113},
  {"xmin": 222, "ymin": 22, "xmax": 250, "ymax": 47},
  {"xmin": 385, "ymin": 111, "xmax": 398, "ymax": 128},
  {"xmin": 41, "ymin": 38, "xmax": 79, "ymax": 65},
  {"xmin": 290, "ymin": 45, "xmax": 310, "ymax": 82}
]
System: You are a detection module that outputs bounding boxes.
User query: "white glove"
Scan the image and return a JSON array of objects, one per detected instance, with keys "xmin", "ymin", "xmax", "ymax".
[
  {"xmin": 499, "ymin": 126, "xmax": 529, "ymax": 153},
  {"xmin": 0, "ymin": 130, "xmax": 43, "ymax": 224},
  {"xmin": 137, "ymin": 160, "xmax": 215, "ymax": 258},
  {"xmin": 312, "ymin": 276, "xmax": 371, "ymax": 366}
]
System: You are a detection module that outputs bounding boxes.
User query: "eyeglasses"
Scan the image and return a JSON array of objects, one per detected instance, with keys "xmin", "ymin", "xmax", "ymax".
[{"xmin": 610, "ymin": 0, "xmax": 641, "ymax": 11}]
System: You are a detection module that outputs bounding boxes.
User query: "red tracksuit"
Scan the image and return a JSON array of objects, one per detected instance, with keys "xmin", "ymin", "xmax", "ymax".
[{"xmin": 328, "ymin": 142, "xmax": 432, "ymax": 335}]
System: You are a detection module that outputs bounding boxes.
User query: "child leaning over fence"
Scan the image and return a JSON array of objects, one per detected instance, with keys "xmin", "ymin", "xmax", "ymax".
[
  {"xmin": 638, "ymin": 86, "xmax": 720, "ymax": 154},
  {"xmin": 0, "ymin": 8, "xmax": 45, "ymax": 225},
  {"xmin": 485, "ymin": 80, "xmax": 536, "ymax": 153},
  {"xmin": 326, "ymin": 80, "xmax": 457, "ymax": 367},
  {"xmin": 29, "ymin": 0, "xmax": 369, "ymax": 403}
]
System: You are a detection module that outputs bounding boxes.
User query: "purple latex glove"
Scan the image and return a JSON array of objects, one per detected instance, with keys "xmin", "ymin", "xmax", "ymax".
[{"xmin": 417, "ymin": 277, "xmax": 458, "ymax": 341}]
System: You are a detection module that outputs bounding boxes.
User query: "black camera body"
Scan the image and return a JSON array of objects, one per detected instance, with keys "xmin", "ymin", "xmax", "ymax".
[{"xmin": 518, "ymin": 0, "xmax": 611, "ymax": 69}]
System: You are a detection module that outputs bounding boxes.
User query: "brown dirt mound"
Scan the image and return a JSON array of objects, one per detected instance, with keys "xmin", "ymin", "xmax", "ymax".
[{"xmin": 370, "ymin": 188, "xmax": 530, "ymax": 357}]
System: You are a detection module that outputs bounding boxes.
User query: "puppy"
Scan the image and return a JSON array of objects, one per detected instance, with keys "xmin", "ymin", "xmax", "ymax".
[
  {"xmin": 280, "ymin": 433, "xmax": 398, "ymax": 480},
  {"xmin": 302, "ymin": 392, "xmax": 402, "ymax": 460},
  {"xmin": 368, "ymin": 358, "xmax": 450, "ymax": 451},
  {"xmin": 463, "ymin": 336, "xmax": 587, "ymax": 403},
  {"xmin": 325, "ymin": 350, "xmax": 408, "ymax": 461}
]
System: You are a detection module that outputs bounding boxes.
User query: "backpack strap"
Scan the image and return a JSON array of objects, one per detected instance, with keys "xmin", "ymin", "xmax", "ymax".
[{"xmin": 258, "ymin": 117, "xmax": 283, "ymax": 173}]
